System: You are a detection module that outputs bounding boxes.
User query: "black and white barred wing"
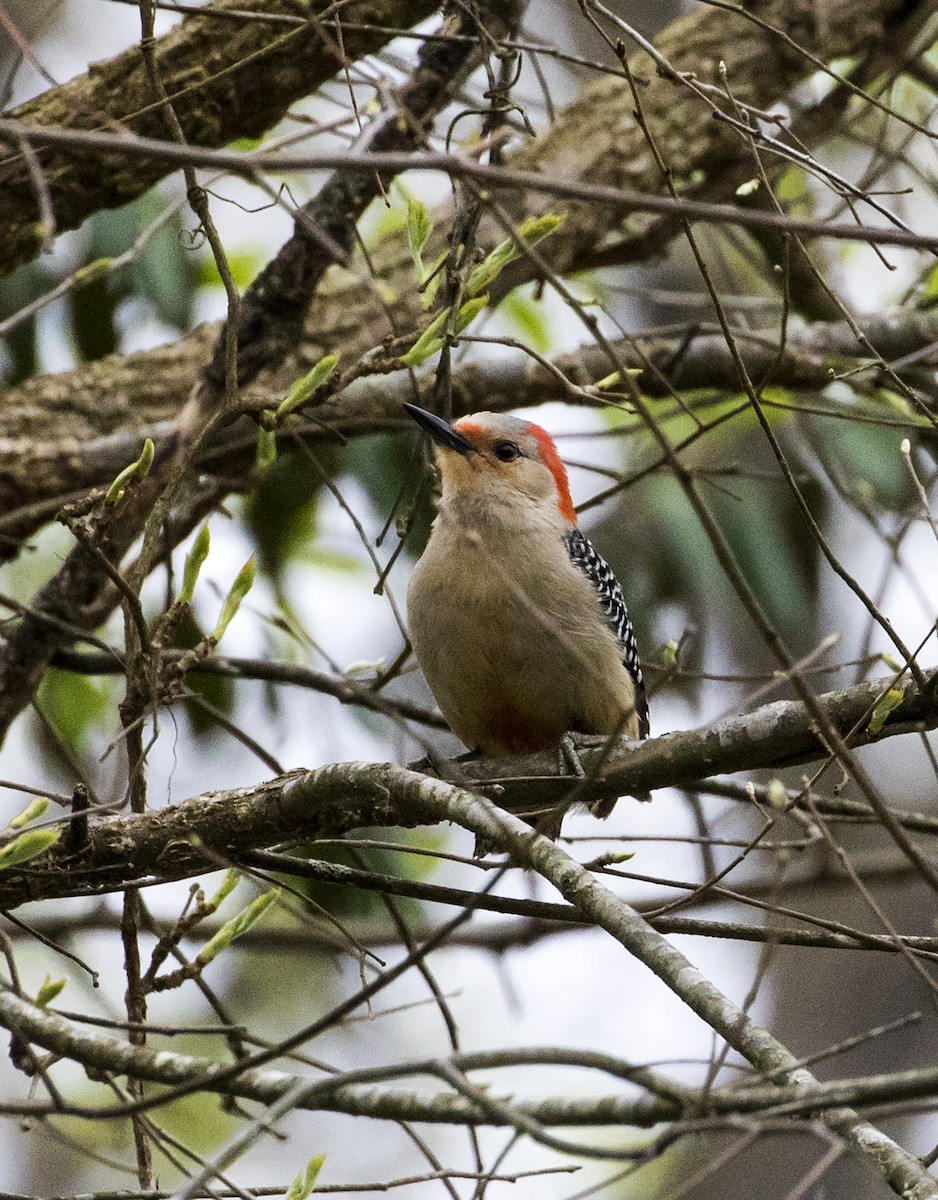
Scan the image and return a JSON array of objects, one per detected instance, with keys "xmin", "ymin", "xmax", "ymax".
[{"xmin": 564, "ymin": 528, "xmax": 650, "ymax": 738}]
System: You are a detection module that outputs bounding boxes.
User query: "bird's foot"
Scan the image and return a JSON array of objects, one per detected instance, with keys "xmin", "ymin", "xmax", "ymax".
[{"xmin": 559, "ymin": 730, "xmax": 587, "ymax": 778}]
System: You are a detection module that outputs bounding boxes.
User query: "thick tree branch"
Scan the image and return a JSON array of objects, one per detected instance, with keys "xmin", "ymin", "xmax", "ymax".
[
  {"xmin": 5, "ymin": 987, "xmax": 938, "ymax": 1130},
  {"xmin": 0, "ymin": 0, "xmax": 442, "ymax": 277},
  {"xmin": 2, "ymin": 303, "xmax": 936, "ymax": 543},
  {"xmin": 2, "ymin": 0, "xmax": 931, "ymax": 524},
  {"xmin": 0, "ymin": 671, "xmax": 934, "ymax": 910},
  {"xmin": 458, "ymin": 670, "xmax": 938, "ymax": 810},
  {"xmin": 505, "ymin": 0, "xmax": 927, "ymax": 274}
]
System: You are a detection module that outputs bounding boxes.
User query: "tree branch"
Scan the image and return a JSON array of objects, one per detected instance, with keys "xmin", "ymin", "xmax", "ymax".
[
  {"xmin": 0, "ymin": 0, "xmax": 443, "ymax": 277},
  {"xmin": 0, "ymin": 671, "xmax": 934, "ymax": 909},
  {"xmin": 457, "ymin": 670, "xmax": 938, "ymax": 811},
  {"xmin": 2, "ymin": 0, "xmax": 931, "ymax": 528},
  {"xmin": 5, "ymin": 990, "xmax": 938, "ymax": 1131},
  {"xmin": 2, "ymin": 302, "xmax": 936, "ymax": 545}
]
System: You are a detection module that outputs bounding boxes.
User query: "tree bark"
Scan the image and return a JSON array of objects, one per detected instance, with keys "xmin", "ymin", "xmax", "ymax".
[
  {"xmin": 0, "ymin": 0, "xmax": 929, "ymax": 531},
  {"xmin": 0, "ymin": 671, "xmax": 932, "ymax": 910},
  {"xmin": 0, "ymin": 0, "xmax": 442, "ymax": 276}
]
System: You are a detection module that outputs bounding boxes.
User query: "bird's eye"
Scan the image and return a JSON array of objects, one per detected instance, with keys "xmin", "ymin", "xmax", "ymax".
[{"xmin": 493, "ymin": 440, "xmax": 522, "ymax": 462}]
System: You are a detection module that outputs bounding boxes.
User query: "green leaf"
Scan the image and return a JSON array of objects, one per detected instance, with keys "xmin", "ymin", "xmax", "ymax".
[
  {"xmin": 517, "ymin": 211, "xmax": 566, "ymax": 246},
  {"xmin": 591, "ymin": 368, "xmax": 641, "ymax": 392},
  {"xmin": 105, "ymin": 438, "xmax": 155, "ymax": 505},
  {"xmin": 776, "ymin": 164, "xmax": 808, "ymax": 207},
  {"xmin": 0, "ymin": 828, "xmax": 60, "ymax": 871},
  {"xmin": 198, "ymin": 249, "xmax": 261, "ymax": 291},
  {"xmin": 36, "ymin": 976, "xmax": 66, "ymax": 1007},
  {"xmin": 465, "ymin": 246, "xmax": 515, "ymax": 298},
  {"xmin": 179, "ymin": 524, "xmax": 211, "ymax": 604},
  {"xmin": 698, "ymin": 447, "xmax": 822, "ymax": 645},
  {"xmin": 454, "ymin": 295, "xmax": 487, "ymax": 334},
  {"xmin": 208, "ymin": 869, "xmax": 241, "ymax": 911},
  {"xmin": 74, "ymin": 219, "xmax": 122, "ymax": 361},
  {"xmin": 304, "ymin": 547, "xmax": 363, "ymax": 574},
  {"xmin": 868, "ymin": 688, "xmax": 904, "ymax": 736},
  {"xmin": 132, "ymin": 200, "xmax": 197, "ymax": 330},
  {"xmin": 404, "ymin": 336, "xmax": 444, "ymax": 365},
  {"xmin": 923, "ymin": 262, "xmax": 938, "ymax": 300},
  {"xmin": 465, "ymin": 213, "xmax": 564, "ymax": 298},
  {"xmin": 400, "ymin": 306, "xmax": 452, "ymax": 367},
  {"xmin": 285, "ymin": 1155, "xmax": 326, "ymax": 1200},
  {"xmin": 660, "ymin": 640, "xmax": 679, "ymax": 669},
  {"xmin": 362, "ymin": 200, "xmax": 408, "ymax": 250},
  {"xmin": 210, "ymin": 556, "xmax": 256, "ymax": 642},
  {"xmin": 245, "ymin": 445, "xmax": 336, "ymax": 582},
  {"xmin": 73, "ymin": 258, "xmax": 113, "ymax": 289},
  {"xmin": 9, "ymin": 797, "xmax": 49, "ymax": 829},
  {"xmin": 196, "ymin": 888, "xmax": 280, "ymax": 966},
  {"xmin": 37, "ymin": 669, "xmax": 111, "ymax": 755},
  {"xmin": 500, "ymin": 289, "xmax": 550, "ymax": 352},
  {"xmin": 276, "ymin": 355, "xmax": 339, "ymax": 421},
  {"xmin": 407, "ymin": 197, "xmax": 432, "ymax": 277},
  {"xmin": 71, "ymin": 274, "xmax": 118, "ymax": 363},
  {"xmin": 831, "ymin": 419, "xmax": 914, "ymax": 511},
  {"xmin": 256, "ymin": 425, "xmax": 278, "ymax": 475}
]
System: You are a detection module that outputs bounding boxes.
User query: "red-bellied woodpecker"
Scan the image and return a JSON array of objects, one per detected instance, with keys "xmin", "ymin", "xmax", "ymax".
[{"xmin": 405, "ymin": 404, "xmax": 648, "ymax": 803}]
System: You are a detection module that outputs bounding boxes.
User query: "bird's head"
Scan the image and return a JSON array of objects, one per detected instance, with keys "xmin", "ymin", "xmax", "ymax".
[{"xmin": 404, "ymin": 404, "xmax": 576, "ymax": 529}]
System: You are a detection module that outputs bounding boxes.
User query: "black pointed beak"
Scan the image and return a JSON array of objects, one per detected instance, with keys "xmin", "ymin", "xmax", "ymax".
[{"xmin": 404, "ymin": 404, "xmax": 477, "ymax": 457}]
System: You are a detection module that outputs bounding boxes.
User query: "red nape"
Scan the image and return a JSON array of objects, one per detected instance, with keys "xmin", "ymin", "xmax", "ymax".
[{"xmin": 528, "ymin": 423, "xmax": 576, "ymax": 524}]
